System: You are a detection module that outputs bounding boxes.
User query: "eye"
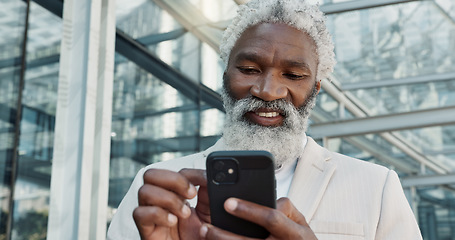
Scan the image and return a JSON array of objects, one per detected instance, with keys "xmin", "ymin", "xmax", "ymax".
[
  {"xmin": 283, "ymin": 73, "xmax": 306, "ymax": 80},
  {"xmin": 237, "ymin": 66, "xmax": 260, "ymax": 75}
]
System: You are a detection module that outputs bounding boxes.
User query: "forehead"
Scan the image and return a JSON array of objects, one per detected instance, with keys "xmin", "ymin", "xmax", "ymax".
[{"xmin": 229, "ymin": 23, "xmax": 318, "ymax": 64}]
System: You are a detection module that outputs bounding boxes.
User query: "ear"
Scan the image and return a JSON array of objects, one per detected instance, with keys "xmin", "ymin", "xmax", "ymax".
[{"xmin": 316, "ymin": 80, "xmax": 322, "ymax": 94}]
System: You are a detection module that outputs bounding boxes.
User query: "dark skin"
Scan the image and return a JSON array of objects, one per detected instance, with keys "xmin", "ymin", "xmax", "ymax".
[
  {"xmin": 133, "ymin": 168, "xmax": 209, "ymax": 239},
  {"xmin": 224, "ymin": 23, "xmax": 320, "ymax": 127},
  {"xmin": 133, "ymin": 23, "xmax": 320, "ymax": 240},
  {"xmin": 200, "ymin": 198, "xmax": 316, "ymax": 240}
]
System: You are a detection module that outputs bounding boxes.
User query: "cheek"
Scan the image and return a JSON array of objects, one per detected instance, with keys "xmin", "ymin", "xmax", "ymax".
[
  {"xmin": 289, "ymin": 83, "xmax": 314, "ymax": 107},
  {"xmin": 225, "ymin": 72, "xmax": 255, "ymax": 100}
]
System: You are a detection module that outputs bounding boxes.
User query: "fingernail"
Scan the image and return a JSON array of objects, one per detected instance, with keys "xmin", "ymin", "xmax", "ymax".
[
  {"xmin": 168, "ymin": 213, "xmax": 177, "ymax": 225},
  {"xmin": 188, "ymin": 183, "xmax": 197, "ymax": 197},
  {"xmin": 225, "ymin": 198, "xmax": 238, "ymax": 211},
  {"xmin": 181, "ymin": 204, "xmax": 191, "ymax": 217},
  {"xmin": 200, "ymin": 224, "xmax": 208, "ymax": 238}
]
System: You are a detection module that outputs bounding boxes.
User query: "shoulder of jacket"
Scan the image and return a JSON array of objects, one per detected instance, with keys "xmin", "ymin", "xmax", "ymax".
[{"xmin": 141, "ymin": 151, "xmax": 206, "ymax": 172}]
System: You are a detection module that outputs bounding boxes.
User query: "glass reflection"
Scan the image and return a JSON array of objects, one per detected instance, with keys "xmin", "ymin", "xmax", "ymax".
[
  {"xmin": 329, "ymin": 1, "xmax": 455, "ymax": 84},
  {"xmin": 323, "ymin": 136, "xmax": 419, "ymax": 175},
  {"xmin": 116, "ymin": 0, "xmax": 182, "ymax": 39},
  {"xmin": 394, "ymin": 125, "xmax": 455, "ymax": 171},
  {"xmin": 11, "ymin": 2, "xmax": 61, "ymax": 239},
  {"xmin": 109, "ymin": 52, "xmax": 220, "ymax": 209},
  {"xmin": 154, "ymin": 32, "xmax": 202, "ymax": 81},
  {"xmin": 188, "ymin": 0, "xmax": 237, "ymax": 22},
  {"xmin": 108, "ymin": 1, "xmax": 227, "ymax": 224},
  {"xmin": 0, "ymin": 0, "xmax": 28, "ymax": 238},
  {"xmin": 418, "ymin": 185, "xmax": 455, "ymax": 239},
  {"xmin": 350, "ymin": 79, "xmax": 455, "ymax": 115}
]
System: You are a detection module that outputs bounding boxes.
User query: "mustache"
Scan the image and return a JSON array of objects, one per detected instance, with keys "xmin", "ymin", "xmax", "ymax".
[{"xmin": 222, "ymin": 80, "xmax": 319, "ymax": 130}]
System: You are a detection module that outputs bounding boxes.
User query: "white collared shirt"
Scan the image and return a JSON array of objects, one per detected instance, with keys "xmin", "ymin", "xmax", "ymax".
[{"xmin": 275, "ymin": 134, "xmax": 307, "ymax": 199}]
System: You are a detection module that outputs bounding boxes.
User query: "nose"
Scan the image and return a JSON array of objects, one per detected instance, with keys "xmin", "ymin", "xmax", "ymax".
[{"xmin": 250, "ymin": 72, "xmax": 288, "ymax": 102}]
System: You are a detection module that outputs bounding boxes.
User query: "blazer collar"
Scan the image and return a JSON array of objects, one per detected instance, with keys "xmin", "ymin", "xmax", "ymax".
[{"xmin": 287, "ymin": 137, "xmax": 336, "ymax": 223}]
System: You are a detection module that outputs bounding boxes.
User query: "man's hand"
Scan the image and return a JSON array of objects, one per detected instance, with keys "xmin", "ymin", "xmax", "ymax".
[
  {"xmin": 200, "ymin": 197, "xmax": 317, "ymax": 240},
  {"xmin": 133, "ymin": 168, "xmax": 209, "ymax": 240}
]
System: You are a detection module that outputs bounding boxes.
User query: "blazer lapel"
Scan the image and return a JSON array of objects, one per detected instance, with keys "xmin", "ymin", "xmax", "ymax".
[{"xmin": 288, "ymin": 137, "xmax": 336, "ymax": 223}]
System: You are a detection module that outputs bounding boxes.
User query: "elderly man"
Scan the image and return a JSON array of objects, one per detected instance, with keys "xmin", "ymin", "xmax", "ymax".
[{"xmin": 107, "ymin": 0, "xmax": 422, "ymax": 239}]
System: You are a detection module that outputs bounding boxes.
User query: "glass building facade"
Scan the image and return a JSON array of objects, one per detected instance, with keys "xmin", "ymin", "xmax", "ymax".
[{"xmin": 0, "ymin": 0, "xmax": 454, "ymax": 239}]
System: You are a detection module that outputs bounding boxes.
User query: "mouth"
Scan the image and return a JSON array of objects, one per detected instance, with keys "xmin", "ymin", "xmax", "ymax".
[{"xmin": 245, "ymin": 108, "xmax": 285, "ymax": 127}]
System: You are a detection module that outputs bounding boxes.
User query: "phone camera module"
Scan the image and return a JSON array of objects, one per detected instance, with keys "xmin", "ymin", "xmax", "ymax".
[{"xmin": 211, "ymin": 158, "xmax": 238, "ymax": 184}]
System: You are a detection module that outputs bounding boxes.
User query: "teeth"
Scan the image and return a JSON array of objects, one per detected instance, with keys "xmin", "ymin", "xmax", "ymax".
[{"xmin": 257, "ymin": 112, "xmax": 279, "ymax": 117}]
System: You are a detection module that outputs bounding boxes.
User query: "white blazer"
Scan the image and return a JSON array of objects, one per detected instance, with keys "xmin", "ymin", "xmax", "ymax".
[{"xmin": 107, "ymin": 137, "xmax": 422, "ymax": 240}]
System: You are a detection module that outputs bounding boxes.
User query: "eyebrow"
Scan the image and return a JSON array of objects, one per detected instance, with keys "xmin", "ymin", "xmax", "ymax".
[
  {"xmin": 234, "ymin": 51, "xmax": 262, "ymax": 63},
  {"xmin": 234, "ymin": 51, "xmax": 312, "ymax": 71},
  {"xmin": 281, "ymin": 59, "xmax": 311, "ymax": 71}
]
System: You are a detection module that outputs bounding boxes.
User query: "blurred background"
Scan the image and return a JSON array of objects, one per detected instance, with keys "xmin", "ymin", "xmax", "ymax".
[{"xmin": 0, "ymin": 0, "xmax": 454, "ymax": 239}]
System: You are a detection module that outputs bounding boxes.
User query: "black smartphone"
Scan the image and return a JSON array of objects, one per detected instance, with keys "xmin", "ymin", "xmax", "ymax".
[{"xmin": 206, "ymin": 150, "xmax": 276, "ymax": 238}]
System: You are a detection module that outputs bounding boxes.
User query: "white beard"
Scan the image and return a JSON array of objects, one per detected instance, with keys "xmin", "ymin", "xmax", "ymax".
[{"xmin": 222, "ymin": 85, "xmax": 318, "ymax": 169}]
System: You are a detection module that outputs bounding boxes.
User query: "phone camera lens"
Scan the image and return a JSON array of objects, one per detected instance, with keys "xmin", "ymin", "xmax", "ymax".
[
  {"xmin": 215, "ymin": 172, "xmax": 226, "ymax": 182},
  {"xmin": 214, "ymin": 161, "xmax": 225, "ymax": 170}
]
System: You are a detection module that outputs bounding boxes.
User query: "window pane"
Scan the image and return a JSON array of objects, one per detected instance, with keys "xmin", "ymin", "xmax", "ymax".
[
  {"xmin": 392, "ymin": 125, "xmax": 455, "ymax": 172},
  {"xmin": 108, "ymin": 54, "xmax": 221, "ymax": 215},
  {"xmin": 0, "ymin": 0, "xmax": 28, "ymax": 238},
  {"xmin": 330, "ymin": 1, "xmax": 455, "ymax": 85},
  {"xmin": 417, "ymin": 185, "xmax": 455, "ymax": 239},
  {"xmin": 116, "ymin": 0, "xmax": 182, "ymax": 39},
  {"xmin": 11, "ymin": 2, "xmax": 61, "ymax": 239}
]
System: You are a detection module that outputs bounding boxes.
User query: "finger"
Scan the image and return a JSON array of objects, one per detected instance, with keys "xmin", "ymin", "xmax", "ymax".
[
  {"xmin": 195, "ymin": 186, "xmax": 211, "ymax": 223},
  {"xmin": 197, "ymin": 186, "xmax": 209, "ymax": 206},
  {"xmin": 179, "ymin": 208, "xmax": 205, "ymax": 238},
  {"xmin": 200, "ymin": 224, "xmax": 253, "ymax": 240},
  {"xmin": 138, "ymin": 184, "xmax": 191, "ymax": 218},
  {"xmin": 179, "ymin": 168, "xmax": 207, "ymax": 187},
  {"xmin": 179, "ymin": 169, "xmax": 211, "ymax": 222},
  {"xmin": 143, "ymin": 169, "xmax": 197, "ymax": 199},
  {"xmin": 276, "ymin": 197, "xmax": 309, "ymax": 227},
  {"xmin": 133, "ymin": 206, "xmax": 177, "ymax": 236},
  {"xmin": 223, "ymin": 198, "xmax": 295, "ymax": 237}
]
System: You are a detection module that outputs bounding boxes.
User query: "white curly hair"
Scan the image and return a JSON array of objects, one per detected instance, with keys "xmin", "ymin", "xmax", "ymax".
[{"xmin": 220, "ymin": 0, "xmax": 336, "ymax": 81}]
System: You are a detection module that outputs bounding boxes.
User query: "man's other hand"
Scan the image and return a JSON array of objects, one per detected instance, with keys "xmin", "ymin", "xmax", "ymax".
[
  {"xmin": 133, "ymin": 168, "xmax": 209, "ymax": 240},
  {"xmin": 200, "ymin": 197, "xmax": 317, "ymax": 240}
]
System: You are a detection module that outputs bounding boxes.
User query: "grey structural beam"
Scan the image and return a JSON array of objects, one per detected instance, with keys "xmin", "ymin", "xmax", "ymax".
[
  {"xmin": 137, "ymin": 28, "xmax": 187, "ymax": 46},
  {"xmin": 233, "ymin": 0, "xmax": 420, "ymax": 14},
  {"xmin": 341, "ymin": 71, "xmax": 455, "ymax": 91},
  {"xmin": 310, "ymin": 106, "xmax": 455, "ymax": 139},
  {"xmin": 344, "ymin": 136, "xmax": 419, "ymax": 174},
  {"xmin": 311, "ymin": 108, "xmax": 419, "ymax": 174},
  {"xmin": 317, "ymin": 80, "xmax": 450, "ymax": 174},
  {"xmin": 320, "ymin": 0, "xmax": 420, "ymax": 15},
  {"xmin": 401, "ymin": 173, "xmax": 455, "ymax": 188}
]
